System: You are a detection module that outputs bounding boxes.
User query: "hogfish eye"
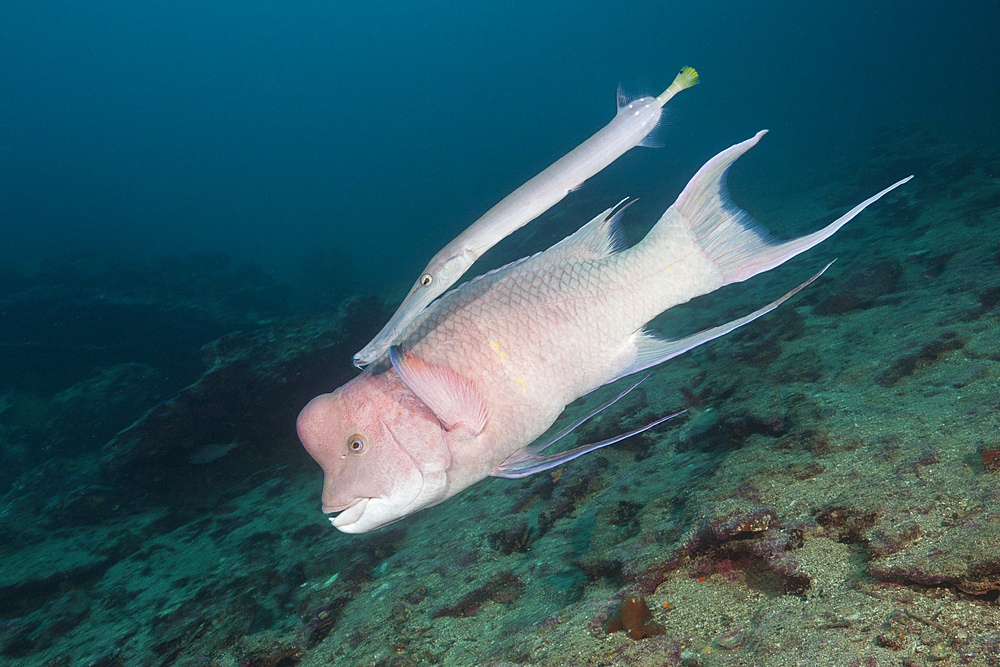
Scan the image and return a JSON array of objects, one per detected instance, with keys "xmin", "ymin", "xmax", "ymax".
[
  {"xmin": 420, "ymin": 273, "xmax": 433, "ymax": 287},
  {"xmin": 347, "ymin": 434, "xmax": 366, "ymax": 453}
]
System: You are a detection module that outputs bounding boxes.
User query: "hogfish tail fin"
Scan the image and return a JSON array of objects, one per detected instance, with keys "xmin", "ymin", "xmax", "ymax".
[
  {"xmin": 603, "ymin": 133, "xmax": 912, "ymax": 383},
  {"xmin": 675, "ymin": 130, "xmax": 913, "ymax": 285}
]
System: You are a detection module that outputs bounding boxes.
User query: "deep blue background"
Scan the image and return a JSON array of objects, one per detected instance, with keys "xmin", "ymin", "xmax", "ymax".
[{"xmin": 2, "ymin": 1, "xmax": 995, "ymax": 301}]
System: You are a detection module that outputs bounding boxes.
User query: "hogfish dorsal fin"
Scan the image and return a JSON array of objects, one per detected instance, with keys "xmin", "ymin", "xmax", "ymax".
[
  {"xmin": 548, "ymin": 198, "xmax": 632, "ymax": 261},
  {"xmin": 389, "ymin": 346, "xmax": 489, "ymax": 435}
]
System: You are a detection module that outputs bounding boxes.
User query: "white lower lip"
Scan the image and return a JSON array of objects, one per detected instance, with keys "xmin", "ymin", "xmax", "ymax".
[{"xmin": 330, "ymin": 498, "xmax": 369, "ymax": 527}]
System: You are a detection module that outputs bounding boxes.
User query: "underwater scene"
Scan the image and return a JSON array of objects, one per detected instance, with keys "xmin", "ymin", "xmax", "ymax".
[{"xmin": 1, "ymin": 1, "xmax": 998, "ymax": 666}]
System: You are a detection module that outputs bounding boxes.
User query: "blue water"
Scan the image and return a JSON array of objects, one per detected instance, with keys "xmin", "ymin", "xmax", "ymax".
[{"xmin": 2, "ymin": 0, "xmax": 994, "ymax": 298}]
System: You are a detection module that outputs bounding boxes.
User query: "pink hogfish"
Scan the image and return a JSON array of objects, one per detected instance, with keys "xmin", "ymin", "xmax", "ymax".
[{"xmin": 298, "ymin": 88, "xmax": 910, "ymax": 533}]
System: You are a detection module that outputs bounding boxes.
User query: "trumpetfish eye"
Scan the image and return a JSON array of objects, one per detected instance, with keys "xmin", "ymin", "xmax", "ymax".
[
  {"xmin": 347, "ymin": 434, "xmax": 366, "ymax": 453},
  {"xmin": 420, "ymin": 274, "xmax": 433, "ymax": 287}
]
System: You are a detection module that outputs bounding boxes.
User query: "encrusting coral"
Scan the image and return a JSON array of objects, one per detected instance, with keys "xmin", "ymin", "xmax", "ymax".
[{"xmin": 605, "ymin": 593, "xmax": 664, "ymax": 640}]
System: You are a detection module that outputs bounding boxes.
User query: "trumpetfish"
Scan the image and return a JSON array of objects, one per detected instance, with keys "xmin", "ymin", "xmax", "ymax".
[{"xmin": 353, "ymin": 67, "xmax": 700, "ymax": 367}]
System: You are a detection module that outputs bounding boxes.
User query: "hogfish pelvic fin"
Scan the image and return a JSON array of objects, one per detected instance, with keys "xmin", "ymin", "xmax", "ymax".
[
  {"xmin": 492, "ymin": 408, "xmax": 686, "ymax": 479},
  {"xmin": 529, "ymin": 372, "xmax": 653, "ymax": 456}
]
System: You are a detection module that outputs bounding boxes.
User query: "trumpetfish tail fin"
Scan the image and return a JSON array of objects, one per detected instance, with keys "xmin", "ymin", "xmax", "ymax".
[
  {"xmin": 638, "ymin": 66, "xmax": 700, "ymax": 148},
  {"xmin": 656, "ymin": 66, "xmax": 699, "ymax": 106}
]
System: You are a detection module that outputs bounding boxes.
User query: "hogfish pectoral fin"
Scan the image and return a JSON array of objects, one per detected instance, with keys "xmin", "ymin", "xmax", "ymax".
[
  {"xmin": 613, "ymin": 263, "xmax": 835, "ymax": 382},
  {"xmin": 389, "ymin": 346, "xmax": 490, "ymax": 435},
  {"xmin": 491, "ymin": 409, "xmax": 687, "ymax": 479}
]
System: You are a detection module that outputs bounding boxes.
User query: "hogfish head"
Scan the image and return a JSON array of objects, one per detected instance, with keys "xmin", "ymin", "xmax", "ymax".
[{"xmin": 296, "ymin": 371, "xmax": 453, "ymax": 533}]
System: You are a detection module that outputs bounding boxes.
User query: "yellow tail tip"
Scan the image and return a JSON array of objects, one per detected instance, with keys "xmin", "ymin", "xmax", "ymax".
[
  {"xmin": 656, "ymin": 66, "xmax": 699, "ymax": 106},
  {"xmin": 676, "ymin": 66, "xmax": 699, "ymax": 89}
]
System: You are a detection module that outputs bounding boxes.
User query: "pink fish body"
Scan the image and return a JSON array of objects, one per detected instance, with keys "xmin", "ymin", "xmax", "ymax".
[{"xmin": 297, "ymin": 131, "xmax": 910, "ymax": 533}]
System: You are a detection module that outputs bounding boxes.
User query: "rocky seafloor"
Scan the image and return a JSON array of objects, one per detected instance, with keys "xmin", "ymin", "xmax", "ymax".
[{"xmin": 1, "ymin": 126, "xmax": 999, "ymax": 667}]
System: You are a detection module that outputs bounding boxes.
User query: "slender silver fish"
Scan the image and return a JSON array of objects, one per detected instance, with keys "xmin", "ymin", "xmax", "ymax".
[
  {"xmin": 353, "ymin": 68, "xmax": 700, "ymax": 367},
  {"xmin": 299, "ymin": 129, "xmax": 912, "ymax": 533}
]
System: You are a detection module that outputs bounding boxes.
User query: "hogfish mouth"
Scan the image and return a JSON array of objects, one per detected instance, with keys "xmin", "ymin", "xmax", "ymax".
[{"xmin": 325, "ymin": 497, "xmax": 369, "ymax": 524}]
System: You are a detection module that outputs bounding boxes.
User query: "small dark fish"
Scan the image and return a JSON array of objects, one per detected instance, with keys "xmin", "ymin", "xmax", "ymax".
[{"xmin": 189, "ymin": 440, "xmax": 242, "ymax": 465}]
